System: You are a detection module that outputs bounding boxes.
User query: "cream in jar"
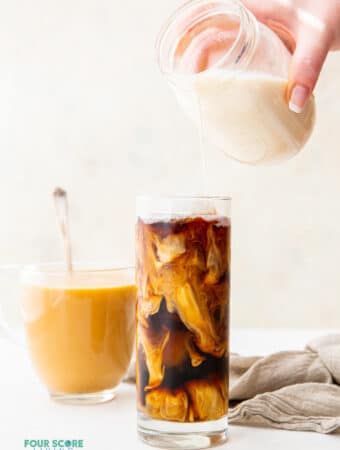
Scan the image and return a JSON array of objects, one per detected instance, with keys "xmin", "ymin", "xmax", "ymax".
[{"xmin": 157, "ymin": 0, "xmax": 316, "ymax": 165}]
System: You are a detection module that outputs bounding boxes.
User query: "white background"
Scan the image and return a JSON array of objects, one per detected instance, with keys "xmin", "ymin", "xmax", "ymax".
[{"xmin": 0, "ymin": 0, "xmax": 339, "ymax": 327}]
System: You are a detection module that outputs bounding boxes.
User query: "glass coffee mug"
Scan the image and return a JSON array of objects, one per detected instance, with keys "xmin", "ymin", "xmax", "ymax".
[
  {"xmin": 136, "ymin": 196, "xmax": 231, "ymax": 449},
  {"xmin": 0, "ymin": 264, "xmax": 136, "ymax": 404}
]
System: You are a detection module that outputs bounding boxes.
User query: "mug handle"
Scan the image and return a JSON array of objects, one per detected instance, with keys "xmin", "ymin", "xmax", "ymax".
[{"xmin": 0, "ymin": 264, "xmax": 26, "ymax": 346}]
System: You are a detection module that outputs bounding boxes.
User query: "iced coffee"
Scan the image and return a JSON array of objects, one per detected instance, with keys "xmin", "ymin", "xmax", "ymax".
[{"xmin": 136, "ymin": 197, "xmax": 230, "ymax": 432}]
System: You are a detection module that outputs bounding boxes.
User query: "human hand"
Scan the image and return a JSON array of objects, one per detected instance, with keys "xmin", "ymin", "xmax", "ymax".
[{"xmin": 242, "ymin": 0, "xmax": 340, "ymax": 112}]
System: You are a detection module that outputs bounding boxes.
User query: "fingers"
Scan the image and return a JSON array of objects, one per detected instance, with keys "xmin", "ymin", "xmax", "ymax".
[
  {"xmin": 241, "ymin": 0, "xmax": 292, "ymax": 26},
  {"xmin": 288, "ymin": 28, "xmax": 331, "ymax": 112},
  {"xmin": 242, "ymin": 0, "xmax": 333, "ymax": 112}
]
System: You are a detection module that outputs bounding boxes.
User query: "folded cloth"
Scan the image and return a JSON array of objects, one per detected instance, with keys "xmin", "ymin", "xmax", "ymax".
[
  {"xmin": 229, "ymin": 334, "xmax": 340, "ymax": 433},
  {"xmin": 125, "ymin": 334, "xmax": 340, "ymax": 433}
]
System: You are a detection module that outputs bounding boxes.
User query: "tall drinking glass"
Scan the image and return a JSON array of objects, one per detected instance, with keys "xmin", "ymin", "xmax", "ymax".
[{"xmin": 136, "ymin": 196, "xmax": 231, "ymax": 449}]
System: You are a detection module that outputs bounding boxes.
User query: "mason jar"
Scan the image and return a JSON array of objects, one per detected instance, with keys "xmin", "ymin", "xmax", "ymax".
[{"xmin": 156, "ymin": 0, "xmax": 315, "ymax": 165}]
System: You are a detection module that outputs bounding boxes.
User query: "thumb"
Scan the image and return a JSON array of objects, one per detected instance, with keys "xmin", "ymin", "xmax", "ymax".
[{"xmin": 288, "ymin": 29, "xmax": 330, "ymax": 113}]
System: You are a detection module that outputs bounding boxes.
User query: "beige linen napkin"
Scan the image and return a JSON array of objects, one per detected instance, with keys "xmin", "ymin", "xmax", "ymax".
[
  {"xmin": 126, "ymin": 334, "xmax": 340, "ymax": 433},
  {"xmin": 229, "ymin": 334, "xmax": 340, "ymax": 433}
]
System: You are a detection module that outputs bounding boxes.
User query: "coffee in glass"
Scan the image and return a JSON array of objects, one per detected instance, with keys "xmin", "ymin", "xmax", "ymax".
[{"xmin": 136, "ymin": 196, "xmax": 230, "ymax": 449}]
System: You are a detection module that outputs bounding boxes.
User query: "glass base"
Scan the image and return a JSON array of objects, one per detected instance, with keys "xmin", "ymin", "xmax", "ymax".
[
  {"xmin": 49, "ymin": 388, "xmax": 116, "ymax": 405},
  {"xmin": 138, "ymin": 413, "xmax": 228, "ymax": 449}
]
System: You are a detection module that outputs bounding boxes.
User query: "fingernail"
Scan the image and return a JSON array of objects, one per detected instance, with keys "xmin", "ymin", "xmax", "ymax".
[{"xmin": 289, "ymin": 84, "xmax": 310, "ymax": 113}]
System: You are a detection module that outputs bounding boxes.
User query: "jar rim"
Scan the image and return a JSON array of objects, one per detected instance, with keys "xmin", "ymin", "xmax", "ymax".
[{"xmin": 156, "ymin": 0, "xmax": 258, "ymax": 76}]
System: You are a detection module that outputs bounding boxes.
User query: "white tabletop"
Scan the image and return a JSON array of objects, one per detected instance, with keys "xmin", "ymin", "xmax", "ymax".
[{"xmin": 1, "ymin": 329, "xmax": 339, "ymax": 450}]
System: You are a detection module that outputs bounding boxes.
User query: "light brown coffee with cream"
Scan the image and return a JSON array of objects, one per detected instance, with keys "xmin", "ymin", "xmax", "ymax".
[{"xmin": 22, "ymin": 274, "xmax": 136, "ymax": 394}]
